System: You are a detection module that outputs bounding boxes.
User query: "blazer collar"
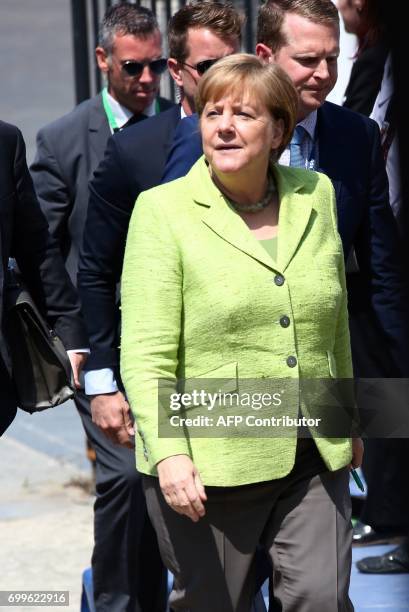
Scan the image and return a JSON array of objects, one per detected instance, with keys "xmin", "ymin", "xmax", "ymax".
[
  {"xmin": 188, "ymin": 157, "xmax": 312, "ymax": 273},
  {"xmin": 315, "ymin": 103, "xmax": 343, "ymax": 201},
  {"xmin": 88, "ymin": 94, "xmax": 111, "ymax": 161},
  {"xmin": 163, "ymin": 105, "xmax": 183, "ymax": 154}
]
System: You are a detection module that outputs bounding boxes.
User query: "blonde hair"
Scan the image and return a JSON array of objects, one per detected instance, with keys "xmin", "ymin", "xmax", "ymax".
[{"xmin": 196, "ymin": 53, "xmax": 298, "ymax": 159}]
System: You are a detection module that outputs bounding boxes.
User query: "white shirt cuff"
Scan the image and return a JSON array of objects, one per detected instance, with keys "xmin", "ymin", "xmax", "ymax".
[{"xmin": 84, "ymin": 368, "xmax": 118, "ymax": 395}]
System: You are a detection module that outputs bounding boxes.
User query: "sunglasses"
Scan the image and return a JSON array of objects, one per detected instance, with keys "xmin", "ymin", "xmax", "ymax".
[
  {"xmin": 181, "ymin": 58, "xmax": 220, "ymax": 76},
  {"xmin": 121, "ymin": 58, "xmax": 168, "ymax": 78}
]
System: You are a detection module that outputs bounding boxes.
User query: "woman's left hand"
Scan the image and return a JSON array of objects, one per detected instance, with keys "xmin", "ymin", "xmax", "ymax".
[
  {"xmin": 350, "ymin": 437, "xmax": 364, "ymax": 469},
  {"xmin": 156, "ymin": 454, "xmax": 207, "ymax": 522}
]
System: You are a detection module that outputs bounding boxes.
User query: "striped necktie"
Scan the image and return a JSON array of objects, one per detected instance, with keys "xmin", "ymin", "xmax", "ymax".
[{"xmin": 289, "ymin": 125, "xmax": 306, "ymax": 168}]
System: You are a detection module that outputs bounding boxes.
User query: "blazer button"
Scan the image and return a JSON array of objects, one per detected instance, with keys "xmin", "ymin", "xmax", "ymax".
[
  {"xmin": 274, "ymin": 274, "xmax": 285, "ymax": 286},
  {"xmin": 286, "ymin": 355, "xmax": 297, "ymax": 368},
  {"xmin": 280, "ymin": 315, "xmax": 290, "ymax": 328}
]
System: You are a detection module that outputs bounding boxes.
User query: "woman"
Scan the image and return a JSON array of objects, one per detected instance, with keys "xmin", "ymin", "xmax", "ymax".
[
  {"xmin": 121, "ymin": 55, "xmax": 361, "ymax": 611},
  {"xmin": 338, "ymin": 0, "xmax": 389, "ymax": 115}
]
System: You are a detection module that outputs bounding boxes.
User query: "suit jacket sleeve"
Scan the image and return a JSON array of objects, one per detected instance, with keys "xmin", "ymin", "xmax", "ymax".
[
  {"xmin": 11, "ymin": 127, "xmax": 87, "ymax": 349},
  {"xmin": 77, "ymin": 134, "xmax": 135, "ymax": 371},
  {"xmin": 30, "ymin": 127, "xmax": 72, "ymax": 258},
  {"xmin": 161, "ymin": 115, "xmax": 203, "ymax": 183}
]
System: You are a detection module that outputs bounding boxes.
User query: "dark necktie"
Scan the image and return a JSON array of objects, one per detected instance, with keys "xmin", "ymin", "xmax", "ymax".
[
  {"xmin": 289, "ymin": 125, "xmax": 307, "ymax": 168},
  {"xmin": 114, "ymin": 113, "xmax": 147, "ymax": 132}
]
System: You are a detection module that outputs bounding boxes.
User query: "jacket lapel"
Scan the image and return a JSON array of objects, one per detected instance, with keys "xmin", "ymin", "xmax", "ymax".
[
  {"xmin": 316, "ymin": 103, "xmax": 343, "ymax": 201},
  {"xmin": 163, "ymin": 105, "xmax": 183, "ymax": 159},
  {"xmin": 88, "ymin": 94, "xmax": 111, "ymax": 169},
  {"xmin": 188, "ymin": 158, "xmax": 312, "ymax": 273},
  {"xmin": 275, "ymin": 168, "xmax": 312, "ymax": 272},
  {"xmin": 203, "ymin": 197, "xmax": 277, "ymax": 270}
]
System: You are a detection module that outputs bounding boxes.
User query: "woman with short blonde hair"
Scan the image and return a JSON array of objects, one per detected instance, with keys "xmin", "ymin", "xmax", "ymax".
[{"xmin": 121, "ymin": 54, "xmax": 359, "ymax": 611}]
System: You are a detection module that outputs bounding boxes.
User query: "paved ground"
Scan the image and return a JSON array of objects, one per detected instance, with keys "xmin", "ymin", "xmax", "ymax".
[{"xmin": 0, "ymin": 404, "xmax": 94, "ymax": 612}]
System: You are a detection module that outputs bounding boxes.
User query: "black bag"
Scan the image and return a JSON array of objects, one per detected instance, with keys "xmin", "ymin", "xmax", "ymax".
[{"xmin": 4, "ymin": 267, "xmax": 74, "ymax": 413}]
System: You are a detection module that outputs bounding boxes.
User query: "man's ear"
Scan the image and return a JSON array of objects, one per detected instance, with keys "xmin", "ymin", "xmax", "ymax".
[
  {"xmin": 96, "ymin": 47, "xmax": 110, "ymax": 75},
  {"xmin": 256, "ymin": 43, "xmax": 274, "ymax": 63},
  {"xmin": 168, "ymin": 58, "xmax": 183, "ymax": 87}
]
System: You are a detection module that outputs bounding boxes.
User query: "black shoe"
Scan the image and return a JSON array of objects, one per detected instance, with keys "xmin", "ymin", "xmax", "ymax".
[
  {"xmin": 352, "ymin": 521, "xmax": 404, "ymax": 546},
  {"xmin": 357, "ymin": 543, "xmax": 409, "ymax": 574}
]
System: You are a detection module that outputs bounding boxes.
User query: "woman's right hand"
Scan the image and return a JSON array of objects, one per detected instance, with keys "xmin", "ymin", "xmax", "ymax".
[{"xmin": 156, "ymin": 454, "xmax": 207, "ymax": 522}]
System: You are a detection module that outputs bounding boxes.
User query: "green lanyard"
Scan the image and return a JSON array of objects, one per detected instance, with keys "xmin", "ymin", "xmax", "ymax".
[
  {"xmin": 102, "ymin": 88, "xmax": 119, "ymax": 132},
  {"xmin": 102, "ymin": 87, "xmax": 160, "ymax": 131}
]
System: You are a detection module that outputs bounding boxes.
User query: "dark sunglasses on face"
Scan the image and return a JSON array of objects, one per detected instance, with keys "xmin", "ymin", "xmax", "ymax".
[
  {"xmin": 181, "ymin": 58, "xmax": 220, "ymax": 76},
  {"xmin": 121, "ymin": 58, "xmax": 168, "ymax": 77}
]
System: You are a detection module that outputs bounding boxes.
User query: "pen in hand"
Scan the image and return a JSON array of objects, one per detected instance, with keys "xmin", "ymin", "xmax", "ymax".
[{"xmin": 350, "ymin": 468, "xmax": 365, "ymax": 493}]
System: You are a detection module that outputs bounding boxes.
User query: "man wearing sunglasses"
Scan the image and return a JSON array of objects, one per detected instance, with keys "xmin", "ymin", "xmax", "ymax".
[
  {"xmin": 30, "ymin": 4, "xmax": 173, "ymax": 612},
  {"xmin": 95, "ymin": 20, "xmax": 170, "ymax": 124}
]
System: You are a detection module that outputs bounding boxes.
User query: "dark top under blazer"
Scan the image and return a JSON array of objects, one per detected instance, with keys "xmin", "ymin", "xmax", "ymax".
[
  {"xmin": 30, "ymin": 93, "xmax": 174, "ymax": 284},
  {"xmin": 0, "ymin": 121, "xmax": 87, "ymax": 434},
  {"xmin": 343, "ymin": 41, "xmax": 389, "ymax": 116},
  {"xmin": 77, "ymin": 104, "xmax": 181, "ymax": 372},
  {"xmin": 161, "ymin": 102, "xmax": 409, "ymax": 377}
]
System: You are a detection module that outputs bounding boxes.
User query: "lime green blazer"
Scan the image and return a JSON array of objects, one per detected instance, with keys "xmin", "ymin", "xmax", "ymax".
[{"xmin": 121, "ymin": 157, "xmax": 353, "ymax": 486}]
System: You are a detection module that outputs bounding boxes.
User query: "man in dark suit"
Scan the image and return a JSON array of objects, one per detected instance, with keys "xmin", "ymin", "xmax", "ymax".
[
  {"xmin": 0, "ymin": 120, "xmax": 87, "ymax": 435},
  {"xmin": 338, "ymin": 3, "xmax": 409, "ymax": 544},
  {"xmin": 355, "ymin": 1, "xmax": 409, "ymax": 575},
  {"xmin": 31, "ymin": 3, "xmax": 172, "ymax": 286},
  {"xmin": 163, "ymin": 0, "xmax": 409, "ymax": 384},
  {"xmin": 77, "ymin": 1, "xmax": 242, "ymax": 442},
  {"xmin": 30, "ymin": 4, "xmax": 172, "ymax": 611}
]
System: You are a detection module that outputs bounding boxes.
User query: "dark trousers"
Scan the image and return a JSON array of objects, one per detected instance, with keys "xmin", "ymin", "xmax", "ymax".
[
  {"xmin": 347, "ymin": 274, "xmax": 409, "ymax": 532},
  {"xmin": 75, "ymin": 391, "xmax": 167, "ymax": 612},
  {"xmin": 361, "ymin": 438, "xmax": 409, "ymax": 531},
  {"xmin": 144, "ymin": 440, "xmax": 353, "ymax": 612}
]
